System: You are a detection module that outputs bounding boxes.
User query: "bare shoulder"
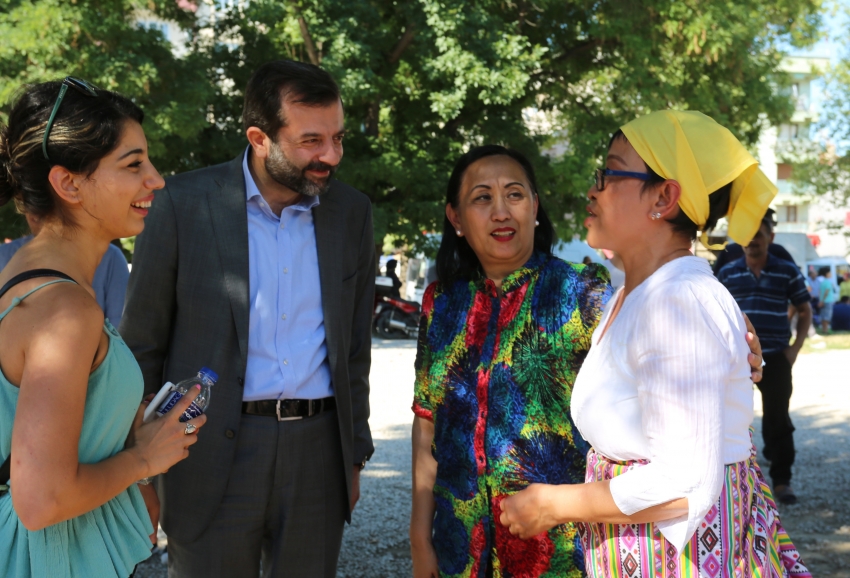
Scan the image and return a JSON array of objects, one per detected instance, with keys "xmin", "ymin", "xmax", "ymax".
[{"xmin": 12, "ymin": 281, "xmax": 103, "ymax": 344}]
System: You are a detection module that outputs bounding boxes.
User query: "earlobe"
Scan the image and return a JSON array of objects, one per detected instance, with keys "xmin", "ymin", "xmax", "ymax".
[
  {"xmin": 654, "ymin": 179, "xmax": 682, "ymax": 218},
  {"xmin": 446, "ymin": 203, "xmax": 462, "ymax": 233}
]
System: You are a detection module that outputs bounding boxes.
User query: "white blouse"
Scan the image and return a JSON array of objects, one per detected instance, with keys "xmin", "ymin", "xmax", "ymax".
[{"xmin": 571, "ymin": 256, "xmax": 753, "ymax": 553}]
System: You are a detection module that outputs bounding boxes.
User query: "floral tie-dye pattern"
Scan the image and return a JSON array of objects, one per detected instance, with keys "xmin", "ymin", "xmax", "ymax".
[{"xmin": 413, "ymin": 252, "xmax": 611, "ymax": 577}]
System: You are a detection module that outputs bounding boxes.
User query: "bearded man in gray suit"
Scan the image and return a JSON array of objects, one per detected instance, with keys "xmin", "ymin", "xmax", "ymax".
[{"xmin": 120, "ymin": 60, "xmax": 375, "ymax": 578}]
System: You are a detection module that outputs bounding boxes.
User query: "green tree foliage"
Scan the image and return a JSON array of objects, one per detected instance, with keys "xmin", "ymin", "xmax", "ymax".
[
  {"xmin": 1, "ymin": 0, "xmax": 823, "ymax": 250},
  {"xmin": 185, "ymin": 0, "xmax": 822, "ymax": 249},
  {"xmin": 0, "ymin": 0, "xmax": 212, "ymax": 239}
]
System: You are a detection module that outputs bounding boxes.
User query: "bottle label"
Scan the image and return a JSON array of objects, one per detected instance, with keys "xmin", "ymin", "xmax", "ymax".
[
  {"xmin": 180, "ymin": 401, "xmax": 204, "ymax": 423},
  {"xmin": 156, "ymin": 391, "xmax": 183, "ymax": 417}
]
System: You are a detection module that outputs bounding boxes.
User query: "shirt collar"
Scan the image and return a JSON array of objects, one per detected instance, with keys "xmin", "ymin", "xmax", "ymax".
[
  {"xmin": 476, "ymin": 251, "xmax": 548, "ymax": 295},
  {"xmin": 242, "ymin": 147, "xmax": 321, "ymax": 211}
]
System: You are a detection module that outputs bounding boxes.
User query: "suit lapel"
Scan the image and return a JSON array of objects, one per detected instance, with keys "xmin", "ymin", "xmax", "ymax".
[
  {"xmin": 209, "ymin": 155, "xmax": 250, "ymax": 365},
  {"xmin": 313, "ymin": 184, "xmax": 343, "ymax": 373}
]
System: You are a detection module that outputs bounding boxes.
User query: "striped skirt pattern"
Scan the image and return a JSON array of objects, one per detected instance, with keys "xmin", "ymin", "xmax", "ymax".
[{"xmin": 578, "ymin": 446, "xmax": 811, "ymax": 578}]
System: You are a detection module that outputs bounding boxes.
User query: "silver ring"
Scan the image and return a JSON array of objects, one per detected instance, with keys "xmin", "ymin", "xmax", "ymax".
[{"xmin": 184, "ymin": 423, "xmax": 197, "ymax": 435}]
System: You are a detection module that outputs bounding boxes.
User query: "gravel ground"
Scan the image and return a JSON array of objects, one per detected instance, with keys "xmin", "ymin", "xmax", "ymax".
[{"xmin": 135, "ymin": 339, "xmax": 849, "ymax": 578}]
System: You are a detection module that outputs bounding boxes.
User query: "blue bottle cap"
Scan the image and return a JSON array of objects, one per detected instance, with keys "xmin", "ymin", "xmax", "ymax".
[{"xmin": 199, "ymin": 367, "xmax": 219, "ymax": 383}]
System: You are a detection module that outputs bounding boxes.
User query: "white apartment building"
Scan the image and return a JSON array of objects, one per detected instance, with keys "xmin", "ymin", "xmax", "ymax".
[{"xmin": 756, "ymin": 56, "xmax": 848, "ymax": 262}]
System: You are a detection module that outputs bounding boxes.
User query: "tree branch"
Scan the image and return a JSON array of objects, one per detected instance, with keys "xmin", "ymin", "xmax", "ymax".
[
  {"xmin": 292, "ymin": 4, "xmax": 321, "ymax": 65},
  {"xmin": 388, "ymin": 25, "xmax": 416, "ymax": 65}
]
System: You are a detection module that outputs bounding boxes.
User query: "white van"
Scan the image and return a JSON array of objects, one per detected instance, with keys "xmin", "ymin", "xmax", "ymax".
[{"xmin": 806, "ymin": 256, "xmax": 850, "ymax": 282}]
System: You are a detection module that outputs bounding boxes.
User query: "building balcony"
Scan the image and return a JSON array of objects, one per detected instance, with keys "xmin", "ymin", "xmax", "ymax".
[{"xmin": 775, "ymin": 222, "xmax": 810, "ymax": 233}]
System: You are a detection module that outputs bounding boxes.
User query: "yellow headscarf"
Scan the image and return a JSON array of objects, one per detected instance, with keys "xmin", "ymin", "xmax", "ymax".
[{"xmin": 620, "ymin": 110, "xmax": 777, "ymax": 247}]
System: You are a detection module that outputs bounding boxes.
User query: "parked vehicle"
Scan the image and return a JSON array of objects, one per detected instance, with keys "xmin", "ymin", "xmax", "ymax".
[{"xmin": 374, "ymin": 276, "xmax": 420, "ymax": 338}]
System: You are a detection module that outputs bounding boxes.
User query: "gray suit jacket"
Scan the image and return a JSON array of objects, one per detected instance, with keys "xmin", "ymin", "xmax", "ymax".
[{"xmin": 120, "ymin": 154, "xmax": 375, "ymax": 543}]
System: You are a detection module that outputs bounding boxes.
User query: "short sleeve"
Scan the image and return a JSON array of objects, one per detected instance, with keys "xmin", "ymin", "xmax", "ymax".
[
  {"xmin": 788, "ymin": 269, "xmax": 810, "ymax": 306},
  {"xmin": 608, "ymin": 284, "xmax": 738, "ymax": 553},
  {"xmin": 412, "ymin": 282, "xmax": 438, "ymax": 420}
]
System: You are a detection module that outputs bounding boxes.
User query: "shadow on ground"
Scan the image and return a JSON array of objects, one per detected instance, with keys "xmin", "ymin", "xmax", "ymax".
[
  {"xmin": 337, "ymin": 424, "xmax": 413, "ymax": 578},
  {"xmin": 752, "ymin": 406, "xmax": 850, "ymax": 578}
]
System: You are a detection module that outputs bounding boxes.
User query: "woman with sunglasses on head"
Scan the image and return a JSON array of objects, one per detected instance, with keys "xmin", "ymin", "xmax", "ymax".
[
  {"xmin": 0, "ymin": 78, "xmax": 207, "ymax": 577},
  {"xmin": 499, "ymin": 111, "xmax": 810, "ymax": 577}
]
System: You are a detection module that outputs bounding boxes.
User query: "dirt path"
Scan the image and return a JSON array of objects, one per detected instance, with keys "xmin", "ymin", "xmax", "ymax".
[{"xmin": 753, "ymin": 348, "xmax": 850, "ymax": 577}]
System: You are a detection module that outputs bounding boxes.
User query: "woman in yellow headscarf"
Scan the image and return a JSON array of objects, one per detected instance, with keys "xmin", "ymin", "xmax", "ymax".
[{"xmin": 498, "ymin": 111, "xmax": 811, "ymax": 577}]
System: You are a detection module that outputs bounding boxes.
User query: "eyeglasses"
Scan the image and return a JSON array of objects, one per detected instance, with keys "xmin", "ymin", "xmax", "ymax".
[
  {"xmin": 594, "ymin": 168, "xmax": 652, "ymax": 191},
  {"xmin": 42, "ymin": 76, "xmax": 99, "ymax": 161}
]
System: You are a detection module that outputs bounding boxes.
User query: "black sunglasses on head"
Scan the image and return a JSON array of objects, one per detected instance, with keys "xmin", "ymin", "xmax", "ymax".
[{"xmin": 42, "ymin": 76, "xmax": 99, "ymax": 161}]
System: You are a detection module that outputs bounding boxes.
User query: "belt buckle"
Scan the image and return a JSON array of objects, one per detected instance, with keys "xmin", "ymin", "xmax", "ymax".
[{"xmin": 275, "ymin": 400, "xmax": 303, "ymax": 422}]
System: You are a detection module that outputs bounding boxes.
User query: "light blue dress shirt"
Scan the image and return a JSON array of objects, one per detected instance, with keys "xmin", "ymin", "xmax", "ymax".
[
  {"xmin": 242, "ymin": 150, "xmax": 333, "ymax": 402},
  {"xmin": 0, "ymin": 237, "xmax": 129, "ymax": 326}
]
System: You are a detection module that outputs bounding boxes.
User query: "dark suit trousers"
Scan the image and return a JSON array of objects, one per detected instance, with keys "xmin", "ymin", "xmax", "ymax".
[
  {"xmin": 757, "ymin": 352, "xmax": 796, "ymax": 486},
  {"xmin": 167, "ymin": 410, "xmax": 348, "ymax": 578}
]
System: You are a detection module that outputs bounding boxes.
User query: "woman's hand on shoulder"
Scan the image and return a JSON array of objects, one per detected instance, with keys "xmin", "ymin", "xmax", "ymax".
[{"xmin": 743, "ymin": 313, "xmax": 763, "ymax": 383}]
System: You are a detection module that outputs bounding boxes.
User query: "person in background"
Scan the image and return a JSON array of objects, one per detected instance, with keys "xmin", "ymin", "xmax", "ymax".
[
  {"xmin": 120, "ymin": 60, "xmax": 374, "ymax": 578},
  {"xmin": 582, "ymin": 255, "xmax": 593, "ymax": 265},
  {"xmin": 499, "ymin": 110, "xmax": 806, "ymax": 577},
  {"xmin": 832, "ymin": 295, "xmax": 850, "ymax": 331},
  {"xmin": 710, "ymin": 212, "xmax": 796, "ymax": 274},
  {"xmin": 0, "ymin": 77, "xmax": 206, "ymax": 578},
  {"xmin": 0, "ymin": 213, "xmax": 130, "ymax": 326},
  {"xmin": 718, "ymin": 210, "xmax": 812, "ymax": 504},
  {"xmin": 818, "ymin": 267, "xmax": 839, "ymax": 334},
  {"xmin": 839, "ymin": 274, "xmax": 850, "ymax": 300},
  {"xmin": 385, "ymin": 258, "xmax": 402, "ymax": 298}
]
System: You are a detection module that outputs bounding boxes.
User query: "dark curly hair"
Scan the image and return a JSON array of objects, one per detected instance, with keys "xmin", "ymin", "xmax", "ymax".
[{"xmin": 0, "ymin": 80, "xmax": 144, "ymax": 226}]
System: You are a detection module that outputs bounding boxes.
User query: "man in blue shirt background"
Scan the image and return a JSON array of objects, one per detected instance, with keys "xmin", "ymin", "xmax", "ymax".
[
  {"xmin": 717, "ymin": 210, "xmax": 812, "ymax": 504},
  {"xmin": 0, "ymin": 213, "xmax": 129, "ymax": 326}
]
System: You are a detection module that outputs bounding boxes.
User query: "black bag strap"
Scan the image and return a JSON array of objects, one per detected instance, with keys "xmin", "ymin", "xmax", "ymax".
[
  {"xmin": 0, "ymin": 268, "xmax": 76, "ymax": 301},
  {"xmin": 0, "ymin": 269, "xmax": 76, "ymax": 490}
]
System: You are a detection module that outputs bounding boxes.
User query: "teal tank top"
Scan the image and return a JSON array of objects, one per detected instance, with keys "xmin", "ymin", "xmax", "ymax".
[{"xmin": 0, "ymin": 280, "xmax": 153, "ymax": 578}]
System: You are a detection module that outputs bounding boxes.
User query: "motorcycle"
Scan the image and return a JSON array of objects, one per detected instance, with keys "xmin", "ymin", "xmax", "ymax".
[{"xmin": 373, "ymin": 276, "xmax": 420, "ymax": 339}]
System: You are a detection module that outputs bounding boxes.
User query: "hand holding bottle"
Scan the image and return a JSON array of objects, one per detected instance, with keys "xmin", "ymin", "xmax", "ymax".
[{"xmin": 129, "ymin": 385, "xmax": 207, "ymax": 477}]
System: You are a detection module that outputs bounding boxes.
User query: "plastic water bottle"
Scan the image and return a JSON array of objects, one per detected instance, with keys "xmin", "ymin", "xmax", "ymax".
[{"xmin": 146, "ymin": 367, "xmax": 218, "ymax": 423}]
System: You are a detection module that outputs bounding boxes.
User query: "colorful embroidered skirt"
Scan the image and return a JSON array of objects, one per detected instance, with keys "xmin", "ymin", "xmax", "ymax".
[{"xmin": 578, "ymin": 446, "xmax": 811, "ymax": 578}]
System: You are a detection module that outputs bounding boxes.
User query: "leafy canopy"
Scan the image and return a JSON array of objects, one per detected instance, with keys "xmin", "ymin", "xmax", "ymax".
[{"xmin": 0, "ymin": 0, "xmax": 823, "ymax": 250}]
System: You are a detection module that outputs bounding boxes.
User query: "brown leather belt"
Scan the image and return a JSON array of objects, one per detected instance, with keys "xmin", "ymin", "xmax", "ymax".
[{"xmin": 242, "ymin": 397, "xmax": 336, "ymax": 421}]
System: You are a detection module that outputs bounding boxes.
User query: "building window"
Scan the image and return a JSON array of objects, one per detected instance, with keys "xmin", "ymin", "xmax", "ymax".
[
  {"xmin": 777, "ymin": 163, "xmax": 793, "ymax": 180},
  {"xmin": 785, "ymin": 205, "xmax": 798, "ymax": 223}
]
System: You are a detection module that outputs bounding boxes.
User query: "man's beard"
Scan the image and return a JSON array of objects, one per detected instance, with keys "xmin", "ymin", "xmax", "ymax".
[{"xmin": 265, "ymin": 140, "xmax": 337, "ymax": 197}]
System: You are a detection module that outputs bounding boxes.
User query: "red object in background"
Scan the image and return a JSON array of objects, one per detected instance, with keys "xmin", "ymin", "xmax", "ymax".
[
  {"xmin": 807, "ymin": 234, "xmax": 821, "ymax": 248},
  {"xmin": 845, "ymin": 211, "xmax": 850, "ymax": 227}
]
